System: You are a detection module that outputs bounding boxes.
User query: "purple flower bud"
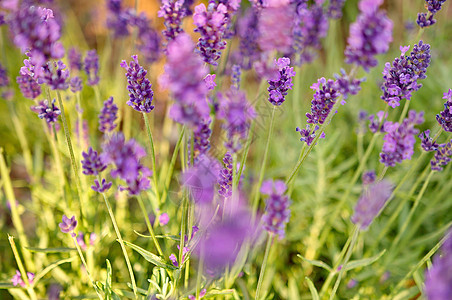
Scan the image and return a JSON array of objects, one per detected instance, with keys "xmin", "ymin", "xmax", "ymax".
[
  {"xmin": 39, "ymin": 60, "xmax": 69, "ymax": 90},
  {"xmin": 417, "ymin": 12, "xmax": 436, "ymax": 28},
  {"xmin": 98, "ymin": 96, "xmax": 118, "ymax": 133},
  {"xmin": 81, "ymin": 147, "xmax": 107, "ymax": 176},
  {"xmin": 351, "ymin": 180, "xmax": 393, "ymax": 230},
  {"xmin": 17, "ymin": 72, "xmax": 41, "ymax": 99},
  {"xmin": 436, "ymin": 89, "xmax": 452, "ymax": 132},
  {"xmin": 0, "ymin": 63, "xmax": 10, "ymax": 87},
  {"xmin": 261, "ymin": 180, "xmax": 291, "ymax": 238},
  {"xmin": 159, "ymin": 213, "xmax": 169, "ymax": 226},
  {"xmin": 11, "ymin": 270, "xmax": 34, "ymax": 288},
  {"xmin": 68, "ymin": 47, "xmax": 82, "ymax": 71},
  {"xmin": 362, "ymin": 170, "xmax": 376, "ymax": 185},
  {"xmin": 419, "ymin": 130, "xmax": 440, "ymax": 152},
  {"xmin": 91, "ymin": 178, "xmax": 112, "ymax": 193},
  {"xmin": 76, "ymin": 232, "xmax": 87, "ymax": 250},
  {"xmin": 430, "ymin": 140, "xmax": 452, "ymax": 171},
  {"xmin": 59, "ymin": 215, "xmax": 77, "ymax": 236},
  {"xmin": 30, "ymin": 99, "xmax": 61, "ymax": 125},
  {"xmin": 84, "ymin": 50, "xmax": 99, "ymax": 86},
  {"xmin": 120, "ymin": 55, "xmax": 155, "ymax": 113}
]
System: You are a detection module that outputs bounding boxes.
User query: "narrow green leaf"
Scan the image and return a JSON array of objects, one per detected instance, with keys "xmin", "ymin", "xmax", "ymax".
[
  {"xmin": 33, "ymin": 257, "xmax": 76, "ymax": 285},
  {"xmin": 105, "ymin": 259, "xmax": 112, "ymax": 299},
  {"xmin": 123, "ymin": 240, "xmax": 177, "ymax": 270},
  {"xmin": 126, "ymin": 283, "xmax": 148, "ymax": 295},
  {"xmin": 25, "ymin": 247, "xmax": 76, "ymax": 253},
  {"xmin": 133, "ymin": 230, "xmax": 180, "ymax": 241},
  {"xmin": 205, "ymin": 289, "xmax": 235, "ymax": 298},
  {"xmin": 343, "ymin": 250, "xmax": 386, "ymax": 272},
  {"xmin": 305, "ymin": 277, "xmax": 320, "ymax": 300},
  {"xmin": 0, "ymin": 282, "xmax": 16, "ymax": 289},
  {"xmin": 297, "ymin": 254, "xmax": 333, "ymax": 272}
]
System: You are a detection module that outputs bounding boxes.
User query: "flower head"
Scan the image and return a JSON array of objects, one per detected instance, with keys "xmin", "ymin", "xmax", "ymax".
[
  {"xmin": 218, "ymin": 152, "xmax": 233, "ymax": 200},
  {"xmin": 68, "ymin": 48, "xmax": 82, "ymax": 72},
  {"xmin": 258, "ymin": 2, "xmax": 293, "ymax": 53},
  {"xmin": 430, "ymin": 140, "xmax": 452, "ymax": 171},
  {"xmin": 98, "ymin": 96, "xmax": 118, "ymax": 133},
  {"xmin": 261, "ymin": 180, "xmax": 291, "ymax": 238},
  {"xmin": 267, "ymin": 57, "xmax": 295, "ymax": 106},
  {"xmin": 158, "ymin": 0, "xmax": 187, "ymax": 43},
  {"xmin": 39, "ymin": 60, "xmax": 69, "ymax": 90},
  {"xmin": 59, "ymin": 215, "xmax": 77, "ymax": 237},
  {"xmin": 30, "ymin": 99, "xmax": 60, "ymax": 125},
  {"xmin": 11, "ymin": 270, "xmax": 34, "ymax": 288},
  {"xmin": 81, "ymin": 147, "xmax": 107, "ymax": 176},
  {"xmin": 120, "ymin": 55, "xmax": 155, "ymax": 113},
  {"xmin": 436, "ymin": 89, "xmax": 452, "ymax": 132},
  {"xmin": 70, "ymin": 76, "xmax": 82, "ymax": 93},
  {"xmin": 84, "ymin": 50, "xmax": 99, "ymax": 86},
  {"xmin": 182, "ymin": 154, "xmax": 219, "ymax": 204}
]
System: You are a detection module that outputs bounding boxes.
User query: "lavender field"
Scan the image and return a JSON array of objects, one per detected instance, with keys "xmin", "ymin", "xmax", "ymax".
[{"xmin": 0, "ymin": 0, "xmax": 452, "ymax": 299}]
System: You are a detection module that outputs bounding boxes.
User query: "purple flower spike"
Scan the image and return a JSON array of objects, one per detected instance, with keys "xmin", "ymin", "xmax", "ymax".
[
  {"xmin": 98, "ymin": 96, "xmax": 118, "ymax": 133},
  {"xmin": 296, "ymin": 125, "xmax": 324, "ymax": 146},
  {"xmin": 218, "ymin": 152, "xmax": 233, "ymax": 200},
  {"xmin": 160, "ymin": 33, "xmax": 209, "ymax": 128},
  {"xmin": 68, "ymin": 48, "xmax": 82, "ymax": 72},
  {"xmin": 380, "ymin": 110, "xmax": 424, "ymax": 167},
  {"xmin": 120, "ymin": 55, "xmax": 155, "ymax": 113},
  {"xmin": 368, "ymin": 110, "xmax": 388, "ymax": 133},
  {"xmin": 17, "ymin": 73, "xmax": 41, "ymax": 99},
  {"xmin": 193, "ymin": 2, "xmax": 228, "ymax": 65},
  {"xmin": 334, "ymin": 69, "xmax": 364, "ymax": 100},
  {"xmin": 351, "ymin": 180, "xmax": 393, "ymax": 230},
  {"xmin": 59, "ymin": 215, "xmax": 77, "ymax": 237},
  {"xmin": 417, "ymin": 0, "xmax": 446, "ymax": 28},
  {"xmin": 39, "ymin": 60, "xmax": 70, "ymax": 90},
  {"xmin": 204, "ymin": 74, "xmax": 216, "ymax": 91},
  {"xmin": 91, "ymin": 178, "xmax": 113, "ymax": 193},
  {"xmin": 306, "ymin": 77, "xmax": 340, "ymax": 125},
  {"xmin": 419, "ymin": 130, "xmax": 440, "ymax": 152},
  {"xmin": 236, "ymin": 7, "xmax": 260, "ymax": 70},
  {"xmin": 70, "ymin": 76, "xmax": 82, "ymax": 93},
  {"xmin": 8, "ymin": 6, "xmax": 64, "ymax": 72},
  {"xmin": 261, "ymin": 179, "xmax": 291, "ymax": 239},
  {"xmin": 158, "ymin": 0, "xmax": 187, "ymax": 43},
  {"xmin": 267, "ymin": 57, "xmax": 295, "ymax": 106},
  {"xmin": 424, "ymin": 229, "xmax": 452, "ymax": 300},
  {"xmin": 381, "ymin": 41, "xmax": 431, "ymax": 108},
  {"xmin": 84, "ymin": 50, "xmax": 99, "ymax": 86},
  {"xmin": 190, "ymin": 118, "xmax": 212, "ymax": 164},
  {"xmin": 345, "ymin": 0, "xmax": 393, "ymax": 71},
  {"xmin": 30, "ymin": 99, "xmax": 61, "ymax": 125},
  {"xmin": 231, "ymin": 64, "xmax": 241, "ymax": 90},
  {"xmin": 81, "ymin": 147, "xmax": 107, "ymax": 176},
  {"xmin": 362, "ymin": 170, "xmax": 376, "ymax": 185},
  {"xmin": 328, "ymin": 0, "xmax": 346, "ymax": 19},
  {"xmin": 436, "ymin": 89, "xmax": 452, "ymax": 132},
  {"xmin": 0, "ymin": 63, "xmax": 9, "ymax": 87},
  {"xmin": 430, "ymin": 141, "xmax": 452, "ymax": 172}
]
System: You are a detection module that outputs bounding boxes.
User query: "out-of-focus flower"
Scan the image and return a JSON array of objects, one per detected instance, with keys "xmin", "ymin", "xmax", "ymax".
[
  {"xmin": 84, "ymin": 50, "xmax": 99, "ymax": 86},
  {"xmin": 351, "ymin": 179, "xmax": 393, "ymax": 230},
  {"xmin": 436, "ymin": 89, "xmax": 452, "ymax": 132},
  {"xmin": 424, "ymin": 229, "xmax": 452, "ymax": 300},
  {"xmin": 188, "ymin": 289, "xmax": 207, "ymax": 300},
  {"xmin": 159, "ymin": 213, "xmax": 169, "ymax": 226},
  {"xmin": 328, "ymin": 0, "xmax": 346, "ymax": 19},
  {"xmin": 70, "ymin": 76, "xmax": 82, "ymax": 93},
  {"xmin": 38, "ymin": 60, "xmax": 69, "ymax": 90},
  {"xmin": 345, "ymin": 0, "xmax": 393, "ymax": 71},
  {"xmin": 430, "ymin": 140, "xmax": 452, "ymax": 171},
  {"xmin": 11, "ymin": 270, "xmax": 34, "ymax": 288},
  {"xmin": 218, "ymin": 152, "xmax": 233, "ymax": 200},
  {"xmin": 261, "ymin": 180, "xmax": 291, "ymax": 239},
  {"xmin": 368, "ymin": 110, "xmax": 387, "ymax": 133},
  {"xmin": 182, "ymin": 154, "xmax": 219, "ymax": 204},
  {"xmin": 68, "ymin": 47, "xmax": 82, "ymax": 72},
  {"xmin": 258, "ymin": 1, "xmax": 293, "ymax": 54},
  {"xmin": 362, "ymin": 170, "xmax": 376, "ymax": 185},
  {"xmin": 158, "ymin": 0, "xmax": 186, "ymax": 43},
  {"xmin": 190, "ymin": 118, "xmax": 212, "ymax": 164},
  {"xmin": 91, "ymin": 178, "xmax": 113, "ymax": 193},
  {"xmin": 98, "ymin": 96, "xmax": 118, "ymax": 133},
  {"xmin": 380, "ymin": 110, "xmax": 424, "ymax": 167},
  {"xmin": 236, "ymin": 7, "xmax": 260, "ymax": 69}
]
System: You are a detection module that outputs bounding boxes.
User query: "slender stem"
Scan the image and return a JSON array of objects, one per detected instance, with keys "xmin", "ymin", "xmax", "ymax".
[
  {"xmin": 388, "ymin": 170, "xmax": 434, "ymax": 254},
  {"xmin": 142, "ymin": 113, "xmax": 161, "ymax": 205},
  {"xmin": 196, "ymin": 245, "xmax": 204, "ymax": 300},
  {"xmin": 94, "ymin": 85, "xmax": 102, "ymax": 109},
  {"xmin": 56, "ymin": 91, "xmax": 86, "ymax": 220},
  {"xmin": 377, "ymin": 166, "xmax": 388, "ymax": 181},
  {"xmin": 161, "ymin": 126, "xmax": 185, "ymax": 204},
  {"xmin": 137, "ymin": 195, "xmax": 163, "ymax": 256},
  {"xmin": 252, "ymin": 106, "xmax": 276, "ymax": 221},
  {"xmin": 1, "ymin": 150, "xmax": 34, "ymax": 271},
  {"xmin": 255, "ymin": 234, "xmax": 274, "ymax": 300},
  {"xmin": 398, "ymin": 99, "xmax": 411, "ymax": 124},
  {"xmin": 236, "ymin": 122, "xmax": 254, "ymax": 186},
  {"xmin": 328, "ymin": 226, "xmax": 359, "ymax": 300},
  {"xmin": 8, "ymin": 235, "xmax": 37, "ymax": 300},
  {"xmin": 72, "ymin": 235, "xmax": 103, "ymax": 300},
  {"xmin": 100, "ymin": 192, "xmax": 138, "ymax": 299}
]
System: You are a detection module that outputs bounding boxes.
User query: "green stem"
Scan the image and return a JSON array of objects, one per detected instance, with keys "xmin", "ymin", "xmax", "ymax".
[
  {"xmin": 56, "ymin": 91, "xmax": 86, "ymax": 221},
  {"xmin": 196, "ymin": 246, "xmax": 204, "ymax": 300},
  {"xmin": 100, "ymin": 192, "xmax": 138, "ymax": 299},
  {"xmin": 387, "ymin": 170, "xmax": 434, "ymax": 254},
  {"xmin": 161, "ymin": 126, "xmax": 185, "ymax": 204},
  {"xmin": 137, "ymin": 195, "xmax": 163, "ymax": 256},
  {"xmin": 142, "ymin": 113, "xmax": 161, "ymax": 205},
  {"xmin": 328, "ymin": 226, "xmax": 359, "ymax": 300},
  {"xmin": 72, "ymin": 235, "xmax": 103, "ymax": 300},
  {"xmin": 178, "ymin": 193, "xmax": 188, "ymax": 272},
  {"xmin": 398, "ymin": 99, "xmax": 411, "ymax": 124},
  {"xmin": 255, "ymin": 234, "xmax": 274, "ymax": 300},
  {"xmin": 8, "ymin": 235, "xmax": 37, "ymax": 300},
  {"xmin": 1, "ymin": 150, "xmax": 34, "ymax": 271},
  {"xmin": 252, "ymin": 106, "xmax": 276, "ymax": 221},
  {"xmin": 236, "ymin": 122, "xmax": 254, "ymax": 186}
]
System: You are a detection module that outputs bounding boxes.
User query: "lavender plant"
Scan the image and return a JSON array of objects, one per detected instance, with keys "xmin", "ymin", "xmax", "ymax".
[{"xmin": 1, "ymin": 1, "xmax": 452, "ymax": 300}]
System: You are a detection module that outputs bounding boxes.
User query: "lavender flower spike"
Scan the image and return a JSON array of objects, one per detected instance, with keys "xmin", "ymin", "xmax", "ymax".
[
  {"xmin": 98, "ymin": 96, "xmax": 118, "ymax": 133},
  {"xmin": 158, "ymin": 0, "xmax": 187, "ymax": 43},
  {"xmin": 59, "ymin": 215, "xmax": 77, "ymax": 237},
  {"xmin": 193, "ymin": 2, "xmax": 228, "ymax": 65},
  {"xmin": 39, "ymin": 60, "xmax": 70, "ymax": 90},
  {"xmin": 267, "ymin": 57, "xmax": 295, "ymax": 106},
  {"xmin": 436, "ymin": 89, "xmax": 452, "ymax": 132},
  {"xmin": 81, "ymin": 147, "xmax": 107, "ymax": 176},
  {"xmin": 424, "ymin": 229, "xmax": 452, "ymax": 300},
  {"xmin": 120, "ymin": 55, "xmax": 155, "ymax": 113},
  {"xmin": 430, "ymin": 141, "xmax": 452, "ymax": 172},
  {"xmin": 351, "ymin": 179, "xmax": 393, "ymax": 230},
  {"xmin": 30, "ymin": 99, "xmax": 61, "ymax": 125},
  {"xmin": 345, "ymin": 0, "xmax": 393, "ymax": 71},
  {"xmin": 261, "ymin": 180, "xmax": 291, "ymax": 239},
  {"xmin": 84, "ymin": 50, "xmax": 100, "ymax": 86}
]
